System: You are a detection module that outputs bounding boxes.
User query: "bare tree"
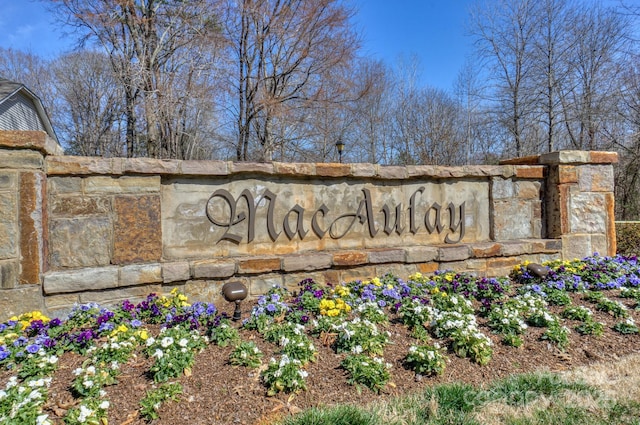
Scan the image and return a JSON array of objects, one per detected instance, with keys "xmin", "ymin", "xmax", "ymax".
[
  {"xmin": 559, "ymin": 3, "xmax": 628, "ymax": 150},
  {"xmin": 47, "ymin": 0, "xmax": 220, "ymax": 158},
  {"xmin": 470, "ymin": 0, "xmax": 542, "ymax": 156},
  {"xmin": 222, "ymin": 0, "xmax": 359, "ymax": 161},
  {"xmin": 52, "ymin": 50, "xmax": 125, "ymax": 156}
]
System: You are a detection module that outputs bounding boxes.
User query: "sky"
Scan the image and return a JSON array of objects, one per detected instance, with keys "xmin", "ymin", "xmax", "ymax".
[{"xmin": 0, "ymin": 0, "xmax": 475, "ymax": 91}]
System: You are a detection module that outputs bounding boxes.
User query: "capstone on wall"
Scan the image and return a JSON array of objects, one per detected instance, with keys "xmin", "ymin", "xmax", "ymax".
[{"xmin": 0, "ymin": 131, "xmax": 619, "ymax": 320}]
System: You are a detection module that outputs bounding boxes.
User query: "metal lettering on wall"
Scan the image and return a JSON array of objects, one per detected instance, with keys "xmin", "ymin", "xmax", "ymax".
[{"xmin": 205, "ymin": 187, "xmax": 465, "ymax": 245}]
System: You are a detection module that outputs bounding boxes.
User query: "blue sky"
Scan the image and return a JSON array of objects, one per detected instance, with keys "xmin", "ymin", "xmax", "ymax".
[{"xmin": 0, "ymin": 0, "xmax": 474, "ymax": 91}]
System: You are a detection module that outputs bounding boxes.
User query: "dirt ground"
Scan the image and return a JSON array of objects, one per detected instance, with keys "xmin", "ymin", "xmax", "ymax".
[{"xmin": 2, "ymin": 292, "xmax": 639, "ymax": 425}]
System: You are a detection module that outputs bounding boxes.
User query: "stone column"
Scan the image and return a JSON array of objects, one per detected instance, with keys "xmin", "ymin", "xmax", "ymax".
[
  {"xmin": 540, "ymin": 151, "xmax": 618, "ymax": 259},
  {"xmin": 0, "ymin": 131, "xmax": 63, "ymax": 319}
]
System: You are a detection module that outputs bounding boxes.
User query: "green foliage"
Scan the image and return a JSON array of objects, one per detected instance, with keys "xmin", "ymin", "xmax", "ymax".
[
  {"xmin": 261, "ymin": 355, "xmax": 308, "ymax": 396},
  {"xmin": 546, "ymin": 289, "xmax": 572, "ymax": 306},
  {"xmin": 229, "ymin": 341, "xmax": 263, "ymax": 368},
  {"xmin": 207, "ymin": 319, "xmax": 240, "ymax": 347},
  {"xmin": 405, "ymin": 344, "xmax": 447, "ymax": 376},
  {"xmin": 139, "ymin": 382, "xmax": 183, "ymax": 422},
  {"xmin": 575, "ymin": 319, "xmax": 605, "ymax": 336},
  {"xmin": 487, "ymin": 372, "xmax": 595, "ymax": 406},
  {"xmin": 341, "ymin": 354, "xmax": 391, "ymax": 394},
  {"xmin": 541, "ymin": 321, "xmax": 571, "ymax": 350},
  {"xmin": 279, "ymin": 405, "xmax": 378, "ymax": 425},
  {"xmin": 145, "ymin": 326, "xmax": 206, "ymax": 383},
  {"xmin": 613, "ymin": 318, "xmax": 639, "ymax": 334}
]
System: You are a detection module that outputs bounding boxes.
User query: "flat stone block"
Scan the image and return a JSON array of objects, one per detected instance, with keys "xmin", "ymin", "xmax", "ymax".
[
  {"xmin": 407, "ymin": 165, "xmax": 437, "ymax": 177},
  {"xmin": 274, "ymin": 162, "xmax": 315, "ymax": 176},
  {"xmin": 43, "ymin": 267, "xmax": 119, "ymax": 294},
  {"xmin": 405, "ymin": 246, "xmax": 439, "ymax": 263},
  {"xmin": 588, "ymin": 151, "xmax": 618, "ymax": 164},
  {"xmin": 84, "ymin": 176, "xmax": 161, "ymax": 194},
  {"xmin": 500, "ymin": 241, "xmax": 530, "ymax": 256},
  {"xmin": 368, "ymin": 248, "xmax": 405, "ymax": 264},
  {"xmin": 605, "ymin": 193, "xmax": 616, "ymax": 256},
  {"xmin": 230, "ymin": 162, "xmax": 275, "ymax": 174},
  {"xmin": 0, "ymin": 149, "xmax": 43, "ymax": 170},
  {"xmin": 112, "ymin": 195, "xmax": 162, "ymax": 264},
  {"xmin": 558, "ymin": 166, "xmax": 578, "ymax": 184},
  {"xmin": 316, "ymin": 163, "xmax": 350, "ymax": 177},
  {"xmin": 282, "ymin": 253, "xmax": 332, "ymax": 272},
  {"xmin": 350, "ymin": 163, "xmax": 376, "ymax": 177},
  {"xmin": 493, "ymin": 199, "xmax": 535, "ymax": 240},
  {"xmin": 545, "ymin": 239, "xmax": 563, "ymax": 251},
  {"xmin": 192, "ymin": 259, "xmax": 236, "ymax": 279},
  {"xmin": 417, "ymin": 262, "xmax": 439, "ymax": 274},
  {"xmin": 515, "ymin": 166, "xmax": 544, "ymax": 179},
  {"xmin": 0, "ymin": 171, "xmax": 16, "ymax": 189},
  {"xmin": 0, "ymin": 131, "xmax": 62, "ymax": 155},
  {"xmin": 237, "ymin": 257, "xmax": 282, "ymax": 274},
  {"xmin": 333, "ymin": 251, "xmax": 369, "ymax": 266},
  {"xmin": 120, "ymin": 263, "xmax": 162, "ymax": 286},
  {"xmin": 471, "ymin": 243, "xmax": 501, "ymax": 258},
  {"xmin": 340, "ymin": 266, "xmax": 377, "ymax": 284},
  {"xmin": 163, "ymin": 262, "xmax": 191, "ymax": 283},
  {"xmin": 78, "ymin": 284, "xmax": 162, "ymax": 306},
  {"xmin": 180, "ymin": 160, "xmax": 229, "ymax": 175},
  {"xmin": 492, "ymin": 177, "xmax": 515, "ymax": 199},
  {"xmin": 46, "ymin": 156, "xmax": 114, "ymax": 175},
  {"xmin": 184, "ymin": 279, "xmax": 225, "ymax": 305},
  {"xmin": 48, "ymin": 177, "xmax": 82, "ymax": 194},
  {"xmin": 486, "ymin": 257, "xmax": 521, "ymax": 275},
  {"xmin": 377, "ymin": 264, "xmax": 417, "ymax": 280},
  {"xmin": 439, "ymin": 259, "xmax": 487, "ymax": 274},
  {"xmin": 249, "ymin": 274, "xmax": 285, "ymax": 295},
  {"xmin": 569, "ymin": 193, "xmax": 606, "ymax": 234},
  {"xmin": 438, "ymin": 245, "xmax": 470, "ymax": 262},
  {"xmin": 516, "ymin": 181, "xmax": 540, "ymax": 199},
  {"xmin": 50, "ymin": 196, "xmax": 111, "ymax": 217},
  {"xmin": 0, "ymin": 260, "xmax": 17, "ymax": 289},
  {"xmin": 0, "ymin": 285, "xmax": 44, "ymax": 322},
  {"xmin": 44, "ymin": 293, "xmax": 80, "ymax": 310},
  {"xmin": 591, "ymin": 234, "xmax": 608, "ymax": 257},
  {"xmin": 283, "ymin": 270, "xmax": 341, "ymax": 288},
  {"xmin": 49, "ymin": 217, "xmax": 112, "ymax": 268},
  {"xmin": 0, "ymin": 192, "xmax": 17, "ymax": 259},
  {"xmin": 562, "ymin": 234, "xmax": 593, "ymax": 260},
  {"xmin": 579, "ymin": 165, "xmax": 614, "ymax": 192},
  {"xmin": 377, "ymin": 166, "xmax": 408, "ymax": 179},
  {"xmin": 19, "ymin": 171, "xmax": 44, "ymax": 284},
  {"xmin": 500, "ymin": 155, "xmax": 541, "ymax": 165},
  {"xmin": 122, "ymin": 158, "xmax": 181, "ymax": 174},
  {"xmin": 540, "ymin": 151, "xmax": 590, "ymax": 165}
]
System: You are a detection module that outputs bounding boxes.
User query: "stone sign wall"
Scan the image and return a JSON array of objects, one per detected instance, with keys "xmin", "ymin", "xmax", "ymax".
[{"xmin": 0, "ymin": 131, "xmax": 619, "ymax": 320}]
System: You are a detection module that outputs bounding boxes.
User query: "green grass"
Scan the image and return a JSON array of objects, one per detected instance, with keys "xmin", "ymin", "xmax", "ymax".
[{"xmin": 273, "ymin": 371, "xmax": 640, "ymax": 425}]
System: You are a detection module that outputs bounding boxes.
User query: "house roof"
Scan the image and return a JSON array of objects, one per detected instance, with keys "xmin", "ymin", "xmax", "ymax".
[{"xmin": 0, "ymin": 78, "xmax": 58, "ymax": 143}]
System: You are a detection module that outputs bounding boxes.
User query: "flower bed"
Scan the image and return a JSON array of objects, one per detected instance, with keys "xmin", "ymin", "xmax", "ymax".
[{"xmin": 1, "ymin": 254, "xmax": 640, "ymax": 424}]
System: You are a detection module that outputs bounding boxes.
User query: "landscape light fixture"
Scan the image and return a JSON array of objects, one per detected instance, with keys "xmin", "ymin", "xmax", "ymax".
[
  {"xmin": 335, "ymin": 139, "xmax": 345, "ymax": 163},
  {"xmin": 526, "ymin": 263, "xmax": 549, "ymax": 279},
  {"xmin": 221, "ymin": 281, "xmax": 248, "ymax": 321}
]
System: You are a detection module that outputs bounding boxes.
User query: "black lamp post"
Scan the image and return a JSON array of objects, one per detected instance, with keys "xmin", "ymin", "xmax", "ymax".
[{"xmin": 335, "ymin": 139, "xmax": 345, "ymax": 163}]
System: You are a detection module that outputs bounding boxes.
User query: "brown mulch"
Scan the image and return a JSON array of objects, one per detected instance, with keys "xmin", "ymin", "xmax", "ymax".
[{"xmin": 2, "ymin": 292, "xmax": 640, "ymax": 425}]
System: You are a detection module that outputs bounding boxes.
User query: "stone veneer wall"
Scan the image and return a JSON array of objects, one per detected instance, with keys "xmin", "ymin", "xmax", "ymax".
[{"xmin": 0, "ymin": 131, "xmax": 618, "ymax": 320}]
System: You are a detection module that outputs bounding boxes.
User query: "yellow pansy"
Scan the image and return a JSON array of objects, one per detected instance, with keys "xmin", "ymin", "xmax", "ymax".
[
  {"xmin": 137, "ymin": 329, "xmax": 149, "ymax": 341},
  {"xmin": 334, "ymin": 285, "xmax": 350, "ymax": 297},
  {"xmin": 371, "ymin": 277, "xmax": 382, "ymax": 287}
]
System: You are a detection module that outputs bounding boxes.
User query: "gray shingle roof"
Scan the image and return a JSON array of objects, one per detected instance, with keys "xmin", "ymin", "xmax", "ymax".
[{"xmin": 0, "ymin": 78, "xmax": 24, "ymax": 104}]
